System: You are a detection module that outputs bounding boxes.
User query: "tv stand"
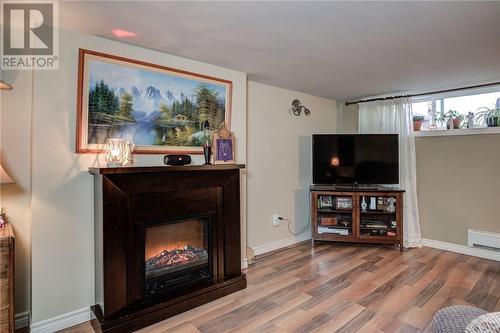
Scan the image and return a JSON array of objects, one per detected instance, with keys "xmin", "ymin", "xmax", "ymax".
[{"xmin": 310, "ymin": 185, "xmax": 404, "ymax": 251}]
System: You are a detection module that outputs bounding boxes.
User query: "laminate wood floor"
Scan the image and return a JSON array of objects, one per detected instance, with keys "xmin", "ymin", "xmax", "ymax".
[{"xmin": 52, "ymin": 242, "xmax": 500, "ymax": 333}]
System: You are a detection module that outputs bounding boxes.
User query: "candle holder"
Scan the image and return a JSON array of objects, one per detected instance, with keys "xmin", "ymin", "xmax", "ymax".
[
  {"xmin": 104, "ymin": 139, "xmax": 134, "ymax": 167},
  {"xmin": 202, "ymin": 120, "xmax": 212, "ymax": 165},
  {"xmin": 203, "ymin": 145, "xmax": 212, "ymax": 165}
]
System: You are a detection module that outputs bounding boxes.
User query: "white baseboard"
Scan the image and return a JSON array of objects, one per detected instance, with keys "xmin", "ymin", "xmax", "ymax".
[
  {"xmin": 26, "ymin": 257, "xmax": 246, "ymax": 333},
  {"xmin": 15, "ymin": 311, "xmax": 30, "ymax": 329},
  {"xmin": 252, "ymin": 232, "xmax": 311, "ymax": 256},
  {"xmin": 241, "ymin": 258, "xmax": 248, "ymax": 269},
  {"xmin": 30, "ymin": 307, "xmax": 93, "ymax": 333},
  {"xmin": 25, "ymin": 258, "xmax": 246, "ymax": 333},
  {"xmin": 422, "ymin": 238, "xmax": 500, "ymax": 262}
]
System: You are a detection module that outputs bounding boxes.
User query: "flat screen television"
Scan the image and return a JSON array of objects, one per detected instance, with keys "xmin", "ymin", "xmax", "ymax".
[{"xmin": 312, "ymin": 134, "xmax": 399, "ymax": 185}]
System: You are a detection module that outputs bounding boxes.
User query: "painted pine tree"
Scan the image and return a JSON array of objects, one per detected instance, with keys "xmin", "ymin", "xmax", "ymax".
[
  {"xmin": 119, "ymin": 92, "xmax": 133, "ymax": 119},
  {"xmin": 88, "ymin": 80, "xmax": 119, "ymax": 121},
  {"xmin": 195, "ymin": 83, "xmax": 218, "ymax": 130}
]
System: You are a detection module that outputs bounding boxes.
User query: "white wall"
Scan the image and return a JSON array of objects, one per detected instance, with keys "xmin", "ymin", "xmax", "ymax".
[
  {"xmin": 2, "ymin": 28, "xmax": 247, "ymax": 325},
  {"xmin": 415, "ymin": 134, "xmax": 500, "ymax": 245},
  {"xmin": 0, "ymin": 70, "xmax": 32, "ymax": 315},
  {"xmin": 247, "ymin": 81, "xmax": 337, "ymax": 251}
]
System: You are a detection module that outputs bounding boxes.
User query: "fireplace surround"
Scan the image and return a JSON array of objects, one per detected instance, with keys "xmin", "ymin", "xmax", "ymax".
[{"xmin": 89, "ymin": 165, "xmax": 246, "ymax": 333}]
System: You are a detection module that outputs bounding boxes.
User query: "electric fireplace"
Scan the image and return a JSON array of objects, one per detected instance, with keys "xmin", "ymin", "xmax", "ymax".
[
  {"xmin": 89, "ymin": 165, "xmax": 246, "ymax": 333},
  {"xmin": 144, "ymin": 216, "xmax": 211, "ymax": 299}
]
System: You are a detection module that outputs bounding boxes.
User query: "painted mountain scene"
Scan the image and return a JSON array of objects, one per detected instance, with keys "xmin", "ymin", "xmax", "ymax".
[{"xmin": 85, "ymin": 57, "xmax": 229, "ymax": 152}]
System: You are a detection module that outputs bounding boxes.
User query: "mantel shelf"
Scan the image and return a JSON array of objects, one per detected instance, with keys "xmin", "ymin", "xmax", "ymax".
[{"xmin": 89, "ymin": 164, "xmax": 245, "ymax": 175}]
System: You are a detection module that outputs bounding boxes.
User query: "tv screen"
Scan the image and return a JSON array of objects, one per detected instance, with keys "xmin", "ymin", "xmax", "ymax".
[{"xmin": 312, "ymin": 134, "xmax": 399, "ymax": 185}]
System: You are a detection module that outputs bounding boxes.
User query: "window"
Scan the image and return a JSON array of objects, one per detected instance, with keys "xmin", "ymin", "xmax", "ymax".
[{"xmin": 412, "ymin": 86, "xmax": 500, "ymax": 134}]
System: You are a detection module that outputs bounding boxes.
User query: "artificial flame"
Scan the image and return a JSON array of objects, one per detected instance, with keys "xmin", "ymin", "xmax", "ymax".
[
  {"xmin": 144, "ymin": 219, "xmax": 206, "ymax": 263},
  {"xmin": 147, "ymin": 241, "xmax": 188, "ymax": 260},
  {"xmin": 145, "ymin": 243, "xmax": 208, "ymax": 272}
]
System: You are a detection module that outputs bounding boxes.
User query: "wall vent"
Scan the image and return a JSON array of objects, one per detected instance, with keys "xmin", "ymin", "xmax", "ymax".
[{"xmin": 468, "ymin": 229, "xmax": 500, "ymax": 252}]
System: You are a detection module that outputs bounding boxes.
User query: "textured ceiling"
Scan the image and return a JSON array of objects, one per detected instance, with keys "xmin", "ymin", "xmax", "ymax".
[{"xmin": 60, "ymin": 1, "xmax": 500, "ymax": 100}]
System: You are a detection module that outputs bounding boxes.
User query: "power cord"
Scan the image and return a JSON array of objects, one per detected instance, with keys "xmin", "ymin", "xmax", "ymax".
[
  {"xmin": 278, "ymin": 216, "xmax": 310, "ymax": 236},
  {"xmin": 278, "ymin": 178, "xmax": 312, "ymax": 236}
]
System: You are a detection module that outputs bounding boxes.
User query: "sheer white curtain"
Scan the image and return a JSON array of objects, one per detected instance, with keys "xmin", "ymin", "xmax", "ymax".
[{"xmin": 359, "ymin": 97, "xmax": 422, "ymax": 247}]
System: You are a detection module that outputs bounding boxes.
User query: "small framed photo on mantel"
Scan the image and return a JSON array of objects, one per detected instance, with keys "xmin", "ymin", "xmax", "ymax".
[{"xmin": 213, "ymin": 122, "xmax": 236, "ymax": 164}]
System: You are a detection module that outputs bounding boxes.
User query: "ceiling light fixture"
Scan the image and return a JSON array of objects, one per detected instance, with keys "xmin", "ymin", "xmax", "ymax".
[
  {"xmin": 112, "ymin": 29, "xmax": 137, "ymax": 38},
  {"xmin": 291, "ymin": 99, "xmax": 311, "ymax": 116}
]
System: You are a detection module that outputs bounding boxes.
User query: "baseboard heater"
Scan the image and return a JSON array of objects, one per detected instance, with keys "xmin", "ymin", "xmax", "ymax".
[{"xmin": 468, "ymin": 229, "xmax": 500, "ymax": 252}]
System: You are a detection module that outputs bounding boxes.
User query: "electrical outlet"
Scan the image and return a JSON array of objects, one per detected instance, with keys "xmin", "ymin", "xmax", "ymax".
[{"xmin": 272, "ymin": 214, "xmax": 280, "ymax": 226}]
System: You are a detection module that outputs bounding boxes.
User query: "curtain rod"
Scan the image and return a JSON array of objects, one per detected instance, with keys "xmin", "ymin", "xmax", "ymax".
[{"xmin": 344, "ymin": 81, "xmax": 500, "ymax": 106}]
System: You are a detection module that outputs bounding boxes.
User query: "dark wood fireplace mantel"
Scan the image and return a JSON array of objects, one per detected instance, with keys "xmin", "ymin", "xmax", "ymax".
[
  {"xmin": 89, "ymin": 164, "xmax": 245, "ymax": 175},
  {"xmin": 89, "ymin": 164, "xmax": 246, "ymax": 333}
]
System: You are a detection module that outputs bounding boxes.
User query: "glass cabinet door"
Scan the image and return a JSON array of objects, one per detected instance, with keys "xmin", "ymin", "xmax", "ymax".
[
  {"xmin": 356, "ymin": 193, "xmax": 399, "ymax": 239},
  {"xmin": 314, "ymin": 193, "xmax": 355, "ymax": 239}
]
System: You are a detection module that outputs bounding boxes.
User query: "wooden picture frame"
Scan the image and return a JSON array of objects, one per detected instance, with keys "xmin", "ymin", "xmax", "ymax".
[
  {"xmin": 335, "ymin": 197, "xmax": 353, "ymax": 210},
  {"xmin": 318, "ymin": 195, "xmax": 333, "ymax": 209},
  {"xmin": 76, "ymin": 49, "xmax": 233, "ymax": 154},
  {"xmin": 212, "ymin": 122, "xmax": 236, "ymax": 164}
]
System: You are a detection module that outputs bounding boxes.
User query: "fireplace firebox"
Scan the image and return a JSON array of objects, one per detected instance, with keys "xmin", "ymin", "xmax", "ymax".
[
  {"xmin": 89, "ymin": 165, "xmax": 246, "ymax": 333},
  {"xmin": 144, "ymin": 216, "xmax": 211, "ymax": 299}
]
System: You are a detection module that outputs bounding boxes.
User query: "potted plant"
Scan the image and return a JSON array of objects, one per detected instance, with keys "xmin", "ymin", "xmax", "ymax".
[
  {"xmin": 413, "ymin": 115, "xmax": 425, "ymax": 131},
  {"xmin": 438, "ymin": 110, "xmax": 464, "ymax": 129},
  {"xmin": 475, "ymin": 106, "xmax": 500, "ymax": 127}
]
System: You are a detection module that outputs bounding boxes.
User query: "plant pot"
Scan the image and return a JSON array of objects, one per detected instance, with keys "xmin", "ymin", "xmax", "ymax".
[
  {"xmin": 486, "ymin": 116, "xmax": 499, "ymax": 127},
  {"xmin": 452, "ymin": 118, "xmax": 462, "ymax": 129},
  {"xmin": 413, "ymin": 120, "xmax": 423, "ymax": 131},
  {"xmin": 446, "ymin": 119, "xmax": 453, "ymax": 130}
]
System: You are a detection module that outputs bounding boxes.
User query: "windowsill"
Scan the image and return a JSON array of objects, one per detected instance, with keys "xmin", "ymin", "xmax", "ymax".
[{"xmin": 414, "ymin": 127, "xmax": 500, "ymax": 137}]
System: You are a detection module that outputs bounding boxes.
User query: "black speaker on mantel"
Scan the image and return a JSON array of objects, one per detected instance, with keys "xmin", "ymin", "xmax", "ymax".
[{"xmin": 164, "ymin": 155, "xmax": 191, "ymax": 166}]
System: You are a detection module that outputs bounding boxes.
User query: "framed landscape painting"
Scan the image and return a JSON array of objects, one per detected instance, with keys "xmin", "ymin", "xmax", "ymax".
[{"xmin": 76, "ymin": 49, "xmax": 232, "ymax": 154}]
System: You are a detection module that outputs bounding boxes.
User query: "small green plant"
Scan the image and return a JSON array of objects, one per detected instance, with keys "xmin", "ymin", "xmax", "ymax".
[
  {"xmin": 438, "ymin": 110, "xmax": 464, "ymax": 122},
  {"xmin": 437, "ymin": 110, "xmax": 464, "ymax": 129},
  {"xmin": 413, "ymin": 115, "xmax": 425, "ymax": 121},
  {"xmin": 475, "ymin": 106, "xmax": 500, "ymax": 127}
]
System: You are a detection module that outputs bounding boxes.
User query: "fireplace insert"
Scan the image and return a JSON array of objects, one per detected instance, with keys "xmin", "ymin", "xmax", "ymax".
[{"xmin": 144, "ymin": 215, "xmax": 211, "ymax": 300}]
